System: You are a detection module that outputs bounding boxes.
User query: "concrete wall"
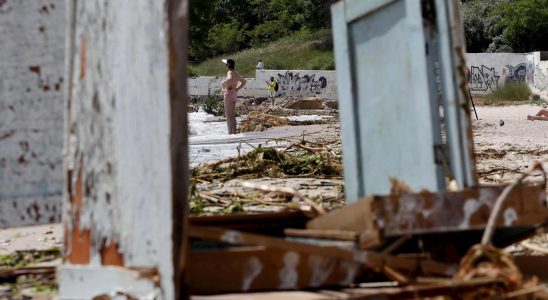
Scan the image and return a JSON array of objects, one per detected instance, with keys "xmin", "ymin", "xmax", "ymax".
[
  {"xmin": 465, "ymin": 53, "xmax": 527, "ymax": 94},
  {"xmin": 188, "ymin": 70, "xmax": 338, "ymax": 99},
  {"xmin": 0, "ymin": 0, "xmax": 65, "ymax": 227},
  {"xmin": 189, "ymin": 56, "xmax": 541, "ymax": 99},
  {"xmin": 526, "ymin": 52, "xmax": 548, "ymax": 100},
  {"xmin": 257, "ymin": 70, "xmax": 337, "ymax": 99}
]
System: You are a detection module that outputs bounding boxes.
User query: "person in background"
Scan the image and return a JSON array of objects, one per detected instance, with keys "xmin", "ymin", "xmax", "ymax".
[
  {"xmin": 266, "ymin": 76, "xmax": 277, "ymax": 106},
  {"xmin": 221, "ymin": 58, "xmax": 246, "ymax": 134},
  {"xmin": 256, "ymin": 59, "xmax": 264, "ymax": 70}
]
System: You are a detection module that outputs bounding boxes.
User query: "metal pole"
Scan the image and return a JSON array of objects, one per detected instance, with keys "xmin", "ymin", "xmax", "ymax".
[{"xmin": 468, "ymin": 87, "xmax": 479, "ymax": 120}]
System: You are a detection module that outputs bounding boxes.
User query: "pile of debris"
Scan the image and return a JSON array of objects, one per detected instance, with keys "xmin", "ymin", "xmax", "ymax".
[
  {"xmin": 192, "ymin": 141, "xmax": 342, "ymax": 182},
  {"xmin": 187, "ymin": 159, "xmax": 548, "ymax": 298},
  {"xmin": 0, "ymin": 249, "xmax": 60, "ymax": 299},
  {"xmin": 191, "ymin": 141, "xmax": 343, "ymax": 215},
  {"xmin": 238, "ymin": 108, "xmax": 336, "ymax": 132},
  {"xmin": 238, "ymin": 110, "xmax": 289, "ymax": 132}
]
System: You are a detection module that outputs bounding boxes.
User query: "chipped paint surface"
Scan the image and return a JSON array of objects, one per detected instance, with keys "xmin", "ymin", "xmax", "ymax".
[
  {"xmin": 338, "ymin": 261, "xmax": 360, "ymax": 286},
  {"xmin": 375, "ymin": 185, "xmax": 548, "ymax": 236},
  {"xmin": 241, "ymin": 256, "xmax": 263, "ymax": 291},
  {"xmin": 62, "ymin": 0, "xmax": 174, "ymax": 298},
  {"xmin": 0, "ymin": 0, "xmax": 65, "ymax": 227},
  {"xmin": 58, "ymin": 265, "xmax": 161, "ymax": 299},
  {"xmin": 279, "ymin": 251, "xmax": 300, "ymax": 289},
  {"xmin": 503, "ymin": 207, "xmax": 518, "ymax": 226},
  {"xmin": 220, "ymin": 230, "xmax": 243, "ymax": 244},
  {"xmin": 308, "ymin": 255, "xmax": 336, "ymax": 287}
]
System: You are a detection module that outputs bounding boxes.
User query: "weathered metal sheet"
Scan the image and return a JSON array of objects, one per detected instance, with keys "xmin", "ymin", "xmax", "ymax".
[
  {"xmin": 332, "ymin": 0, "xmax": 477, "ymax": 204},
  {"xmin": 332, "ymin": 0, "xmax": 440, "ymax": 203},
  {"xmin": 0, "ymin": 0, "xmax": 65, "ymax": 227},
  {"xmin": 434, "ymin": 0, "xmax": 478, "ymax": 189},
  {"xmin": 373, "ymin": 185, "xmax": 548, "ymax": 236}
]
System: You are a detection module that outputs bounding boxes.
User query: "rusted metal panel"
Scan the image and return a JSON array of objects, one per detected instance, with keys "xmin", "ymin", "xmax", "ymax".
[
  {"xmin": 373, "ymin": 185, "xmax": 548, "ymax": 237},
  {"xmin": 0, "ymin": 0, "xmax": 65, "ymax": 228}
]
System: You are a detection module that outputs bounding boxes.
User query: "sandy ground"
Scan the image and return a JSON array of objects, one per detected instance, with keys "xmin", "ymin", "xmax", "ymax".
[
  {"xmin": 473, "ymin": 104, "xmax": 548, "ymax": 148},
  {"xmin": 473, "ymin": 104, "xmax": 548, "ymax": 184},
  {"xmin": 2, "ymin": 104, "xmax": 547, "ymax": 253}
]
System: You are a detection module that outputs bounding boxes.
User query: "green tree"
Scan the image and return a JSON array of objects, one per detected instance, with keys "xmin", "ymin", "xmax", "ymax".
[
  {"xmin": 496, "ymin": 0, "xmax": 548, "ymax": 52},
  {"xmin": 300, "ymin": 0, "xmax": 337, "ymax": 29},
  {"xmin": 189, "ymin": 0, "xmax": 217, "ymax": 60},
  {"xmin": 462, "ymin": 0, "xmax": 509, "ymax": 52},
  {"xmin": 207, "ymin": 19, "xmax": 248, "ymax": 55}
]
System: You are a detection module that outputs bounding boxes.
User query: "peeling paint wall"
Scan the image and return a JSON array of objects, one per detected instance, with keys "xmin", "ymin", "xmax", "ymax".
[
  {"xmin": 465, "ymin": 53, "xmax": 527, "ymax": 94},
  {"xmin": 62, "ymin": 0, "xmax": 174, "ymax": 298},
  {"xmin": 0, "ymin": 0, "xmax": 65, "ymax": 227},
  {"xmin": 526, "ymin": 52, "xmax": 548, "ymax": 100}
]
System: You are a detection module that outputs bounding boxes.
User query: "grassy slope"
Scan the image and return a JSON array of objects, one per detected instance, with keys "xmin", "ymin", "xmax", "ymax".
[{"xmin": 189, "ymin": 29, "xmax": 334, "ymax": 77}]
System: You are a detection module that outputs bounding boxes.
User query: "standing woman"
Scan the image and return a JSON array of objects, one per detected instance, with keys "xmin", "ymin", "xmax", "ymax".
[{"xmin": 221, "ymin": 58, "xmax": 246, "ymax": 134}]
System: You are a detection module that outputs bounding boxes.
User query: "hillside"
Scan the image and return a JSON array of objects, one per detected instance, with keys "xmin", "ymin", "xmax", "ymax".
[{"xmin": 189, "ymin": 29, "xmax": 335, "ymax": 77}]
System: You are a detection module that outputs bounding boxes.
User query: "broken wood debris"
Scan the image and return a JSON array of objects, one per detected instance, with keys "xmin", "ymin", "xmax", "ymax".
[
  {"xmin": 188, "ymin": 171, "xmax": 548, "ymax": 297},
  {"xmin": 191, "ymin": 140, "xmax": 342, "ymax": 182}
]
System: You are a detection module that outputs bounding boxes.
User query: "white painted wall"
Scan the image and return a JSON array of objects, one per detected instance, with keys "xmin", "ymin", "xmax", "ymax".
[
  {"xmin": 257, "ymin": 70, "xmax": 337, "ymax": 99},
  {"xmin": 465, "ymin": 53, "xmax": 527, "ymax": 94},
  {"xmin": 0, "ymin": 0, "xmax": 65, "ymax": 227},
  {"xmin": 526, "ymin": 52, "xmax": 548, "ymax": 100},
  {"xmin": 190, "ymin": 56, "xmax": 543, "ymax": 99},
  {"xmin": 188, "ymin": 70, "xmax": 338, "ymax": 99}
]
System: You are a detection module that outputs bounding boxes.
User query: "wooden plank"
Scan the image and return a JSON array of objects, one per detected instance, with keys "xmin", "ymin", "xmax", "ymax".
[
  {"xmin": 344, "ymin": 278, "xmax": 504, "ymax": 299},
  {"xmin": 188, "ymin": 247, "xmax": 365, "ymax": 294},
  {"xmin": 60, "ymin": 0, "xmax": 179, "ymax": 298},
  {"xmin": 189, "ymin": 225, "xmax": 456, "ymax": 277},
  {"xmin": 373, "ymin": 185, "xmax": 548, "ymax": 236},
  {"xmin": 167, "ymin": 0, "xmax": 190, "ymax": 299},
  {"xmin": 190, "ymin": 211, "xmax": 309, "ymax": 235},
  {"xmin": 0, "ymin": 0, "xmax": 65, "ymax": 227},
  {"xmin": 331, "ymin": 1, "xmax": 361, "ymax": 204},
  {"xmin": 284, "ymin": 228, "xmax": 358, "ymax": 241}
]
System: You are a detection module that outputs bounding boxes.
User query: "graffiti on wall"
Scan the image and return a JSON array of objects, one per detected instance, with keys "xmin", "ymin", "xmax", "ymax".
[
  {"xmin": 505, "ymin": 63, "xmax": 526, "ymax": 82},
  {"xmin": 469, "ymin": 65, "xmax": 500, "ymax": 92},
  {"xmin": 276, "ymin": 71, "xmax": 328, "ymax": 97}
]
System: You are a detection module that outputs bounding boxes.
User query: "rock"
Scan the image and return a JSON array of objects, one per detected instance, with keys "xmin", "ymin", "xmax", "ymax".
[{"xmin": 529, "ymin": 94, "xmax": 541, "ymax": 101}]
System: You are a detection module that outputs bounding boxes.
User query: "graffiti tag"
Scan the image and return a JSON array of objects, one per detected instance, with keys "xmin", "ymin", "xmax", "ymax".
[
  {"xmin": 470, "ymin": 65, "xmax": 500, "ymax": 92},
  {"xmin": 276, "ymin": 71, "xmax": 328, "ymax": 97},
  {"xmin": 505, "ymin": 63, "xmax": 526, "ymax": 82}
]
